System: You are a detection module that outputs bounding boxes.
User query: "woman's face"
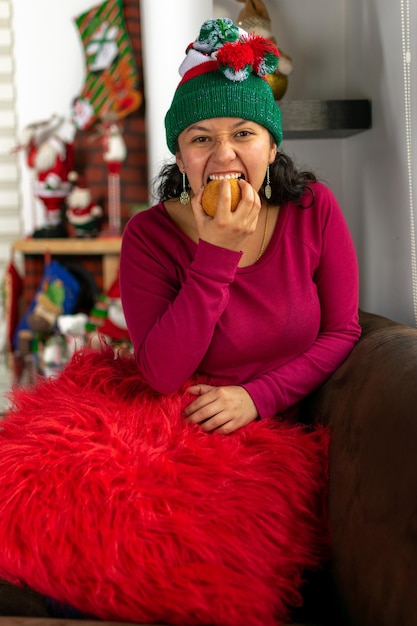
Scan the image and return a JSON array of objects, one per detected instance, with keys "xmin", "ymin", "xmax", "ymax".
[{"xmin": 176, "ymin": 117, "xmax": 277, "ymax": 197}]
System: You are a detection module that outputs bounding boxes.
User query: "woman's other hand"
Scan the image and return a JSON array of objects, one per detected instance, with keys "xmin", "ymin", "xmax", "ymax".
[{"xmin": 184, "ymin": 383, "xmax": 259, "ymax": 434}]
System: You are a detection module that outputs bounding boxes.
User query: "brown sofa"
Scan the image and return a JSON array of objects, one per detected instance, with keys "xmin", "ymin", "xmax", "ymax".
[
  {"xmin": 1, "ymin": 310, "xmax": 416, "ymax": 626},
  {"xmin": 305, "ymin": 309, "xmax": 417, "ymax": 626}
]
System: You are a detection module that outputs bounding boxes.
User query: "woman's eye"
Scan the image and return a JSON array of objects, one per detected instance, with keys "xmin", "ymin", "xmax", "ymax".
[
  {"xmin": 236, "ymin": 130, "xmax": 252, "ymax": 138},
  {"xmin": 192, "ymin": 136, "xmax": 209, "ymax": 143}
]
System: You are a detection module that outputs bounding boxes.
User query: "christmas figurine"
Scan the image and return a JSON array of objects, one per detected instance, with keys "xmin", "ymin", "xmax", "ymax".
[
  {"xmin": 33, "ymin": 135, "xmax": 74, "ymax": 226},
  {"xmin": 17, "ymin": 115, "xmax": 75, "ymax": 235},
  {"xmin": 66, "ymin": 175, "xmax": 103, "ymax": 238},
  {"xmin": 101, "ymin": 122, "xmax": 127, "ymax": 235}
]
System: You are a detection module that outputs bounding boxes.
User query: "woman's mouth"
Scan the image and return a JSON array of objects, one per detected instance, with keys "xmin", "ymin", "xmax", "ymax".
[{"xmin": 207, "ymin": 173, "xmax": 244, "ymax": 184}]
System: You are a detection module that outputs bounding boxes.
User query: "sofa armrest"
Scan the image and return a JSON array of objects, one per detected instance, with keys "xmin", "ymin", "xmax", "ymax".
[{"xmin": 306, "ymin": 310, "xmax": 417, "ymax": 626}]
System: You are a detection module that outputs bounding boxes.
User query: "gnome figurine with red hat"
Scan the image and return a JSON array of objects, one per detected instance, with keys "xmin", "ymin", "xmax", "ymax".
[{"xmin": 66, "ymin": 175, "xmax": 103, "ymax": 238}]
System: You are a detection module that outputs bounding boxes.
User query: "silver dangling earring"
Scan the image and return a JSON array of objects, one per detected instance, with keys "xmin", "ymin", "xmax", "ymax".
[
  {"xmin": 264, "ymin": 165, "xmax": 272, "ymax": 200},
  {"xmin": 180, "ymin": 172, "xmax": 190, "ymax": 205}
]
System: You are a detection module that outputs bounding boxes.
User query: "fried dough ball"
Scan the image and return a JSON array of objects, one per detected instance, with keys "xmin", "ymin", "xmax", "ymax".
[{"xmin": 201, "ymin": 178, "xmax": 241, "ymax": 217}]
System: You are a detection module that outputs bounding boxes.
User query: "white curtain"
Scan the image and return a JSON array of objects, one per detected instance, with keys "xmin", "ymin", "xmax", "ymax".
[{"xmin": 401, "ymin": 0, "xmax": 417, "ymax": 325}]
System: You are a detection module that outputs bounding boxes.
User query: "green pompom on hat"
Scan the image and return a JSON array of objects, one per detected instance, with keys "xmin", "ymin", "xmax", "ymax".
[{"xmin": 164, "ymin": 18, "xmax": 283, "ymax": 154}]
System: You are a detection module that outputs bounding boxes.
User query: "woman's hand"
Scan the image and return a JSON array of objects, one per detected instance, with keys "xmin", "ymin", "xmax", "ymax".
[
  {"xmin": 191, "ymin": 179, "xmax": 261, "ymax": 252},
  {"xmin": 183, "ymin": 383, "xmax": 259, "ymax": 434}
]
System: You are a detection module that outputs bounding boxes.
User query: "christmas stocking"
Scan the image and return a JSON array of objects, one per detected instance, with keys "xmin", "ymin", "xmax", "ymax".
[
  {"xmin": 3, "ymin": 261, "xmax": 23, "ymax": 352},
  {"xmin": 86, "ymin": 274, "xmax": 130, "ymax": 344},
  {"xmin": 72, "ymin": 0, "xmax": 142, "ymax": 130}
]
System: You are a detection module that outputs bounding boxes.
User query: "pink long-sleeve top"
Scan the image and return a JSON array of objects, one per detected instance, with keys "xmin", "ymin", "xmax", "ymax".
[{"xmin": 120, "ymin": 182, "xmax": 361, "ymax": 418}]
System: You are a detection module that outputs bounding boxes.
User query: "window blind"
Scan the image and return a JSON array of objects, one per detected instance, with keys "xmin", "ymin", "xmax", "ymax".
[{"xmin": 0, "ymin": 0, "xmax": 22, "ymax": 281}]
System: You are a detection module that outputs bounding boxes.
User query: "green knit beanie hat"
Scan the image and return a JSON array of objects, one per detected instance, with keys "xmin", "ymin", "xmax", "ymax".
[{"xmin": 164, "ymin": 18, "xmax": 283, "ymax": 154}]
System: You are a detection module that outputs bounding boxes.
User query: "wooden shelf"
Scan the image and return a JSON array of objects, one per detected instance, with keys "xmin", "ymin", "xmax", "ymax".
[
  {"xmin": 280, "ymin": 99, "xmax": 372, "ymax": 139},
  {"xmin": 13, "ymin": 237, "xmax": 122, "ymax": 255},
  {"xmin": 13, "ymin": 237, "xmax": 122, "ymax": 293}
]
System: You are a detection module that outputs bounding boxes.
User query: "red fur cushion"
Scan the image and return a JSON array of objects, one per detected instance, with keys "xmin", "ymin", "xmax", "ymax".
[{"xmin": 0, "ymin": 347, "xmax": 329, "ymax": 626}]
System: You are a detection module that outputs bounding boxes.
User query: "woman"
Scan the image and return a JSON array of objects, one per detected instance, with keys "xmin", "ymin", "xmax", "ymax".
[
  {"xmin": 0, "ymin": 18, "xmax": 360, "ymax": 626},
  {"xmin": 120, "ymin": 18, "xmax": 361, "ymax": 432}
]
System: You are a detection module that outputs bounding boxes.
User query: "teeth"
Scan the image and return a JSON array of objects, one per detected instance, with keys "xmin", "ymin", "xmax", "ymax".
[{"xmin": 209, "ymin": 174, "xmax": 242, "ymax": 181}]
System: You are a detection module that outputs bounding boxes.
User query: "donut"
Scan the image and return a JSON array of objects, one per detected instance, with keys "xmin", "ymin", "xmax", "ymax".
[{"xmin": 201, "ymin": 178, "xmax": 241, "ymax": 217}]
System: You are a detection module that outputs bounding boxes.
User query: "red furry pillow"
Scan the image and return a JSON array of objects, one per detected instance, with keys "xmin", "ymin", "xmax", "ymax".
[{"xmin": 0, "ymin": 347, "xmax": 329, "ymax": 626}]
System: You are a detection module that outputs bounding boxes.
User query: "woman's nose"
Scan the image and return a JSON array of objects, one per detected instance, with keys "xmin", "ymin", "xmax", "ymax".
[{"xmin": 213, "ymin": 139, "xmax": 235, "ymax": 161}]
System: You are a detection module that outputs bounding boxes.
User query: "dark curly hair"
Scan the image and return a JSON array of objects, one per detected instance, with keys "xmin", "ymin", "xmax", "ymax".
[{"xmin": 154, "ymin": 150, "xmax": 317, "ymax": 208}]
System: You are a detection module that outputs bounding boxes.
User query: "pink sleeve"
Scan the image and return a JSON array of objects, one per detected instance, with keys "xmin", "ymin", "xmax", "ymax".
[
  {"xmin": 120, "ymin": 219, "xmax": 242, "ymax": 393},
  {"xmin": 243, "ymin": 194, "xmax": 361, "ymax": 418}
]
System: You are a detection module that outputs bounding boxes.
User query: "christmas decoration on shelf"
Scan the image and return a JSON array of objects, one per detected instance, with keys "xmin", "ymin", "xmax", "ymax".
[
  {"xmin": 14, "ymin": 115, "xmax": 76, "ymax": 237},
  {"xmin": 235, "ymin": 0, "xmax": 293, "ymax": 100},
  {"xmin": 72, "ymin": 0, "xmax": 142, "ymax": 130},
  {"xmin": 90, "ymin": 120, "xmax": 127, "ymax": 236},
  {"xmin": 103, "ymin": 122, "xmax": 127, "ymax": 235},
  {"xmin": 66, "ymin": 174, "xmax": 103, "ymax": 238}
]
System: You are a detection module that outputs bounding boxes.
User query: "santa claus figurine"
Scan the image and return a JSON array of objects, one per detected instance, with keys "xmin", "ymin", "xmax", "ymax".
[
  {"xmin": 66, "ymin": 175, "xmax": 103, "ymax": 238},
  {"xmin": 33, "ymin": 136, "xmax": 74, "ymax": 225},
  {"xmin": 18, "ymin": 116, "xmax": 75, "ymax": 232}
]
